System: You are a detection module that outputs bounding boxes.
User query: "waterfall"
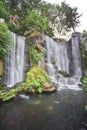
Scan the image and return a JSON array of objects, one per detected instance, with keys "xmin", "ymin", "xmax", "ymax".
[
  {"xmin": 4, "ymin": 32, "xmax": 26, "ymax": 87},
  {"xmin": 45, "ymin": 35, "xmax": 69, "ymax": 82},
  {"xmin": 44, "ymin": 35, "xmax": 82, "ymax": 91},
  {"xmin": 71, "ymin": 36, "xmax": 82, "ymax": 77}
]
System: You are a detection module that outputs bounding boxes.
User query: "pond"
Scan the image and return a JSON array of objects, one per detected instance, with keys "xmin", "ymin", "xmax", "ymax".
[{"xmin": 0, "ymin": 89, "xmax": 87, "ymax": 130}]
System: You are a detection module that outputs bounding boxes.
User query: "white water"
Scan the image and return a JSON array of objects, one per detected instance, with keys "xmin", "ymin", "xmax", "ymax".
[
  {"xmin": 19, "ymin": 94, "xmax": 29, "ymax": 99},
  {"xmin": 4, "ymin": 33, "xmax": 25, "ymax": 87},
  {"xmin": 71, "ymin": 36, "xmax": 82, "ymax": 77},
  {"xmin": 45, "ymin": 35, "xmax": 82, "ymax": 91}
]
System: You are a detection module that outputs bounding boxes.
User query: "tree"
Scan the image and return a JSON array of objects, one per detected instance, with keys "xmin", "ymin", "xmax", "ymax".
[
  {"xmin": 3, "ymin": 0, "xmax": 81, "ymax": 36},
  {"xmin": 40, "ymin": 2, "xmax": 60, "ymax": 36},
  {"xmin": 0, "ymin": 1, "xmax": 9, "ymax": 21},
  {"xmin": 5, "ymin": 0, "xmax": 42, "ymax": 18},
  {"xmin": 23, "ymin": 9, "xmax": 47, "ymax": 33},
  {"xmin": 40, "ymin": 1, "xmax": 81, "ymax": 36},
  {"xmin": 61, "ymin": 2, "xmax": 81, "ymax": 32}
]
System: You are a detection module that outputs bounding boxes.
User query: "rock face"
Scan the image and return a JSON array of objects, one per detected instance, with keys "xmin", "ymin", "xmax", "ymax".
[
  {"xmin": 0, "ymin": 60, "xmax": 3, "ymax": 76},
  {"xmin": 42, "ymin": 82, "xmax": 56, "ymax": 92}
]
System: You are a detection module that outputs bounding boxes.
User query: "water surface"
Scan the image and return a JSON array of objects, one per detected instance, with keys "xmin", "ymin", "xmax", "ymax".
[{"xmin": 0, "ymin": 89, "xmax": 87, "ymax": 130}]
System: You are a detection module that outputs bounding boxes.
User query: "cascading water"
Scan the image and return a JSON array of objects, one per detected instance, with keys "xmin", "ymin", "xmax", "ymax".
[
  {"xmin": 71, "ymin": 36, "xmax": 82, "ymax": 77},
  {"xmin": 44, "ymin": 35, "xmax": 82, "ymax": 91},
  {"xmin": 45, "ymin": 35, "xmax": 69, "ymax": 82},
  {"xmin": 4, "ymin": 32, "xmax": 25, "ymax": 87}
]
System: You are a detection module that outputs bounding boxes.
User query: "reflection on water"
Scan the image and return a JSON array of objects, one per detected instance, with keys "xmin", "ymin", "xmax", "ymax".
[{"xmin": 0, "ymin": 89, "xmax": 87, "ymax": 130}]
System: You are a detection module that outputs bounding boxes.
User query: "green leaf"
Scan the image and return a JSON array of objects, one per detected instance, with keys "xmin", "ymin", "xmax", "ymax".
[{"xmin": 38, "ymin": 87, "xmax": 43, "ymax": 93}]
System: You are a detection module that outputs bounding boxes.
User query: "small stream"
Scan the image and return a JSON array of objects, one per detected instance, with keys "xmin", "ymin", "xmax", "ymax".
[{"xmin": 0, "ymin": 89, "xmax": 87, "ymax": 130}]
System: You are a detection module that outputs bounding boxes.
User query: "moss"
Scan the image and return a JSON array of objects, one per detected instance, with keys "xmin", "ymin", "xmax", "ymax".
[
  {"xmin": 29, "ymin": 42, "xmax": 45, "ymax": 67},
  {"xmin": 20, "ymin": 66, "xmax": 51, "ymax": 93},
  {"xmin": 81, "ymin": 43, "xmax": 87, "ymax": 70},
  {"xmin": 26, "ymin": 66, "xmax": 51, "ymax": 83},
  {"xmin": 0, "ymin": 85, "xmax": 23, "ymax": 101},
  {"xmin": 24, "ymin": 27, "xmax": 41, "ymax": 39},
  {"xmin": 35, "ymin": 43, "xmax": 42, "ymax": 53},
  {"xmin": 29, "ymin": 31, "xmax": 41, "ymax": 39},
  {"xmin": 0, "ymin": 88, "xmax": 17, "ymax": 101},
  {"xmin": 58, "ymin": 71, "xmax": 70, "ymax": 77},
  {"xmin": 51, "ymin": 57, "xmax": 55, "ymax": 65}
]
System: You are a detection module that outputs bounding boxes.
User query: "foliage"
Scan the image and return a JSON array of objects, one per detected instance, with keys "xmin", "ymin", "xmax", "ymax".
[
  {"xmin": 81, "ymin": 30, "xmax": 87, "ymax": 70},
  {"xmin": 0, "ymin": 1, "xmax": 9, "ymax": 21},
  {"xmin": 40, "ymin": 1, "xmax": 81, "ymax": 35},
  {"xmin": 81, "ymin": 44, "xmax": 87, "ymax": 69},
  {"xmin": 0, "ymin": 85, "xmax": 24, "ymax": 101},
  {"xmin": 5, "ymin": 0, "xmax": 41, "ymax": 18},
  {"xmin": 0, "ymin": 22, "xmax": 12, "ymax": 60},
  {"xmin": 62, "ymin": 2, "xmax": 81, "ymax": 32},
  {"xmin": 0, "ymin": 88, "xmax": 17, "ymax": 101},
  {"xmin": 23, "ymin": 9, "xmax": 47, "ymax": 33},
  {"xmin": 82, "ymin": 30, "xmax": 87, "ymax": 42},
  {"xmin": 40, "ymin": 2, "xmax": 59, "ymax": 35},
  {"xmin": 23, "ymin": 66, "xmax": 51, "ymax": 93},
  {"xmin": 7, "ymin": 9, "xmax": 47, "ymax": 35},
  {"xmin": 24, "ymin": 27, "xmax": 41, "ymax": 39},
  {"xmin": 7, "ymin": 22, "xmax": 21, "ymax": 35},
  {"xmin": 82, "ymin": 76, "xmax": 87, "ymax": 91},
  {"xmin": 45, "ymin": 25, "xmax": 54, "ymax": 37},
  {"xmin": 29, "ymin": 42, "xmax": 44, "ymax": 67},
  {"xmin": 3, "ymin": 0, "xmax": 81, "ymax": 36}
]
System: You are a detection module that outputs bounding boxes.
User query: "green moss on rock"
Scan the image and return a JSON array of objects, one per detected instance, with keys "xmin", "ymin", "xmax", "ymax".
[
  {"xmin": 51, "ymin": 57, "xmax": 55, "ymax": 65},
  {"xmin": 0, "ymin": 86, "xmax": 23, "ymax": 101},
  {"xmin": 23, "ymin": 66, "xmax": 51, "ymax": 93},
  {"xmin": 26, "ymin": 66, "xmax": 51, "ymax": 83}
]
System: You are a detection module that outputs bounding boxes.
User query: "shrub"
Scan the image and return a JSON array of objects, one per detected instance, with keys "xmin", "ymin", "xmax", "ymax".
[
  {"xmin": 23, "ymin": 9, "xmax": 47, "ymax": 33},
  {"xmin": 29, "ymin": 42, "xmax": 45, "ymax": 66},
  {"xmin": 0, "ymin": 22, "xmax": 12, "ymax": 60},
  {"xmin": 21, "ymin": 66, "xmax": 51, "ymax": 93},
  {"xmin": 82, "ymin": 76, "xmax": 87, "ymax": 91}
]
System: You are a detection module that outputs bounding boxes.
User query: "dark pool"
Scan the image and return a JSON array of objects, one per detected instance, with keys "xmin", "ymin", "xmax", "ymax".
[{"xmin": 0, "ymin": 89, "xmax": 87, "ymax": 130}]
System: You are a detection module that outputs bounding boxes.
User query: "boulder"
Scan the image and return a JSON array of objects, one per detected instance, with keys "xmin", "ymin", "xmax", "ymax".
[{"xmin": 42, "ymin": 82, "xmax": 56, "ymax": 92}]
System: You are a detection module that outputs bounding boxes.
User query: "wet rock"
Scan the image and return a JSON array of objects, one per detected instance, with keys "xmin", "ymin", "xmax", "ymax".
[
  {"xmin": 0, "ymin": 60, "xmax": 3, "ymax": 76},
  {"xmin": 53, "ymin": 37, "xmax": 67, "ymax": 43},
  {"xmin": 42, "ymin": 82, "xmax": 56, "ymax": 92},
  {"xmin": 58, "ymin": 71, "xmax": 70, "ymax": 77},
  {"xmin": 72, "ymin": 32, "xmax": 81, "ymax": 37}
]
